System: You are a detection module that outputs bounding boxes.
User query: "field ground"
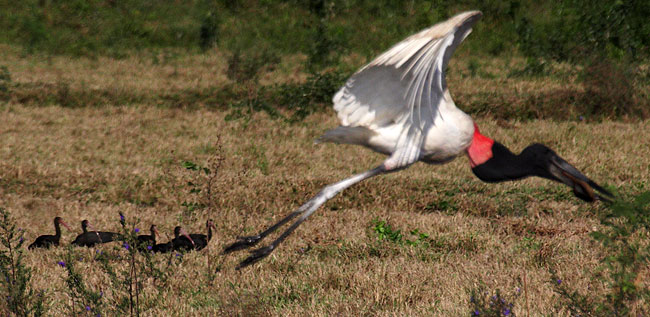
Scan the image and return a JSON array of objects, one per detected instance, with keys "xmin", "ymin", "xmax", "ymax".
[{"xmin": 0, "ymin": 48, "xmax": 649, "ymax": 315}]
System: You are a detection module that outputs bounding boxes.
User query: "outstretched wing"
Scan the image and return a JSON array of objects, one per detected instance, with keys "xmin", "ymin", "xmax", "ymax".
[{"xmin": 333, "ymin": 11, "xmax": 482, "ymax": 130}]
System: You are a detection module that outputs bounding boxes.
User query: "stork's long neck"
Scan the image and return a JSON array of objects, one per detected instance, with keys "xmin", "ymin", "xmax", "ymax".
[
  {"xmin": 54, "ymin": 221, "xmax": 61, "ymax": 238},
  {"xmin": 466, "ymin": 123, "xmax": 537, "ymax": 182},
  {"xmin": 207, "ymin": 224, "xmax": 212, "ymax": 242}
]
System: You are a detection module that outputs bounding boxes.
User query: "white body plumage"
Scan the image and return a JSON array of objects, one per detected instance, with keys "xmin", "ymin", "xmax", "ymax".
[{"xmin": 319, "ymin": 11, "xmax": 482, "ymax": 169}]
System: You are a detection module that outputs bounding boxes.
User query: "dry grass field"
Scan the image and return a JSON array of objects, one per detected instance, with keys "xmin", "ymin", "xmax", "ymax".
[{"xmin": 1, "ymin": 46, "xmax": 649, "ymax": 315}]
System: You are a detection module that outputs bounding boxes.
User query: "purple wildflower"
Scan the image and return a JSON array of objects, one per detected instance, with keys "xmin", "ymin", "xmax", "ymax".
[
  {"xmin": 134, "ymin": 228, "xmax": 140, "ymax": 233},
  {"xmin": 120, "ymin": 214, "xmax": 125, "ymax": 221},
  {"xmin": 504, "ymin": 308, "xmax": 510, "ymax": 316},
  {"xmin": 473, "ymin": 310, "xmax": 480, "ymax": 316},
  {"xmin": 86, "ymin": 306, "xmax": 91, "ymax": 311},
  {"xmin": 557, "ymin": 279, "xmax": 562, "ymax": 285},
  {"xmin": 99, "ymin": 291, "xmax": 103, "ymax": 297},
  {"xmin": 57, "ymin": 261, "xmax": 65, "ymax": 268},
  {"xmin": 19, "ymin": 237, "xmax": 24, "ymax": 243},
  {"xmin": 147, "ymin": 245, "xmax": 152, "ymax": 250},
  {"xmin": 175, "ymin": 253, "xmax": 181, "ymax": 257},
  {"xmin": 123, "ymin": 242, "xmax": 130, "ymax": 250},
  {"xmin": 516, "ymin": 287, "xmax": 521, "ymax": 294}
]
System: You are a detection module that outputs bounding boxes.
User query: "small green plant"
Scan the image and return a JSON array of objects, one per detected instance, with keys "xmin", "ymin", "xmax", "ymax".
[
  {"xmin": 0, "ymin": 207, "xmax": 46, "ymax": 316},
  {"xmin": 404, "ymin": 229, "xmax": 430, "ymax": 247},
  {"xmin": 372, "ymin": 219, "xmax": 403, "ymax": 244},
  {"xmin": 372, "ymin": 219, "xmax": 431, "ymax": 247}
]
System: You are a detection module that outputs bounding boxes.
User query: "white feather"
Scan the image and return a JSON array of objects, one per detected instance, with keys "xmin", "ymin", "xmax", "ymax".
[{"xmin": 333, "ymin": 11, "xmax": 482, "ymax": 132}]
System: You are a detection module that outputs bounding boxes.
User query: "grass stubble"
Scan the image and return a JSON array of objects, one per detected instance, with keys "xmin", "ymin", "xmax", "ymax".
[{"xmin": 0, "ymin": 49, "xmax": 648, "ymax": 315}]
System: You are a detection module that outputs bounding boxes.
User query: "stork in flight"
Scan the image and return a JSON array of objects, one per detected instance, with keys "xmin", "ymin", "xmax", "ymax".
[{"xmin": 224, "ymin": 11, "xmax": 612, "ymax": 268}]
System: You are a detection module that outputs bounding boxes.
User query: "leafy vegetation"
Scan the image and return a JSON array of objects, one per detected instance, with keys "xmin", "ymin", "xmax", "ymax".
[
  {"xmin": 552, "ymin": 191, "xmax": 650, "ymax": 315},
  {"xmin": 2, "ymin": 0, "xmax": 647, "ymax": 61},
  {"xmin": 2, "ymin": 1, "xmax": 648, "ymax": 119},
  {"xmin": 0, "ymin": 207, "xmax": 46, "ymax": 316},
  {"xmin": 372, "ymin": 219, "xmax": 436, "ymax": 247}
]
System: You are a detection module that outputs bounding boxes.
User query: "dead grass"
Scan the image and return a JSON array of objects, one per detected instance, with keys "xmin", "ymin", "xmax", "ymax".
[{"xmin": 0, "ymin": 49, "xmax": 649, "ymax": 315}]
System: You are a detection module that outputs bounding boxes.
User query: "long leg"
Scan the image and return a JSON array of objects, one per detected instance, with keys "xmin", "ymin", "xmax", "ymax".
[
  {"xmin": 225, "ymin": 165, "xmax": 388, "ymax": 269},
  {"xmin": 222, "ymin": 210, "xmax": 302, "ymax": 253}
]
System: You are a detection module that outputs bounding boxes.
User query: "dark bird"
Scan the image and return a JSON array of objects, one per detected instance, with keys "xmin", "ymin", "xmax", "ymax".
[
  {"xmin": 172, "ymin": 226, "xmax": 195, "ymax": 252},
  {"xmin": 152, "ymin": 240, "xmax": 173, "ymax": 253},
  {"xmin": 29, "ymin": 217, "xmax": 71, "ymax": 249},
  {"xmin": 189, "ymin": 220, "xmax": 216, "ymax": 251},
  {"xmin": 136, "ymin": 224, "xmax": 160, "ymax": 252},
  {"xmin": 152, "ymin": 226, "xmax": 194, "ymax": 253},
  {"xmin": 71, "ymin": 220, "xmax": 119, "ymax": 247},
  {"xmin": 224, "ymin": 11, "xmax": 614, "ymax": 269}
]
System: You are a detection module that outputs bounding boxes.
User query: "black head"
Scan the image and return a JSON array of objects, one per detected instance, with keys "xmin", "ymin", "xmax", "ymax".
[
  {"xmin": 150, "ymin": 224, "xmax": 159, "ymax": 236},
  {"xmin": 54, "ymin": 217, "xmax": 71, "ymax": 231}
]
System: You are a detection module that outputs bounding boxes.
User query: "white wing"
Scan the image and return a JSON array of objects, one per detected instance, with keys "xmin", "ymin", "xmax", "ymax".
[{"xmin": 333, "ymin": 11, "xmax": 482, "ymax": 130}]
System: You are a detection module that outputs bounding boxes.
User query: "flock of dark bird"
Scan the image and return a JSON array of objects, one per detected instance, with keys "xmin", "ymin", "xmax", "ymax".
[{"xmin": 27, "ymin": 216, "xmax": 216, "ymax": 254}]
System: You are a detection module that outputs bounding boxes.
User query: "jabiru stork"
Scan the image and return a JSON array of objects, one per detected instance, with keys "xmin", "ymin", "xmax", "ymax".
[
  {"xmin": 28, "ymin": 217, "xmax": 72, "ymax": 249},
  {"xmin": 224, "ymin": 11, "xmax": 613, "ymax": 268}
]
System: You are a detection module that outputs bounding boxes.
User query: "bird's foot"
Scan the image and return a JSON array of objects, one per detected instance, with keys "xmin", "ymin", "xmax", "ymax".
[
  {"xmin": 223, "ymin": 235, "xmax": 262, "ymax": 254},
  {"xmin": 236, "ymin": 245, "xmax": 274, "ymax": 269}
]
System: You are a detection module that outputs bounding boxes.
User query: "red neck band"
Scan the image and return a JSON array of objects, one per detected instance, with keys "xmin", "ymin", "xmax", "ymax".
[{"xmin": 467, "ymin": 123, "xmax": 494, "ymax": 168}]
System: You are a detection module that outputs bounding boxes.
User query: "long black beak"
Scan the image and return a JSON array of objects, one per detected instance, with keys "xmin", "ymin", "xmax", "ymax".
[{"xmin": 548, "ymin": 155, "xmax": 613, "ymax": 202}]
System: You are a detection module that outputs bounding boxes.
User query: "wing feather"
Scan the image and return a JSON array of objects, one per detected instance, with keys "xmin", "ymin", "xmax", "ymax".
[{"xmin": 333, "ymin": 11, "xmax": 482, "ymax": 130}]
